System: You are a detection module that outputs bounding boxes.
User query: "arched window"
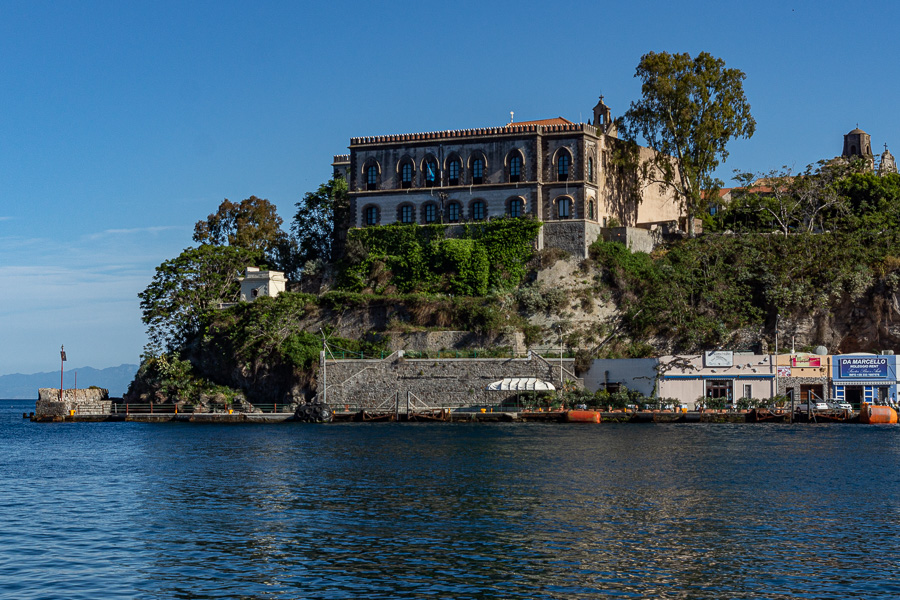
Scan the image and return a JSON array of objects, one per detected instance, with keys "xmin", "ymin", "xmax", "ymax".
[
  {"xmin": 400, "ymin": 161, "xmax": 413, "ymax": 188},
  {"xmin": 558, "ymin": 154, "xmax": 570, "ymax": 181},
  {"xmin": 424, "ymin": 203, "xmax": 437, "ymax": 224},
  {"xmin": 588, "ymin": 200, "xmax": 595, "ymax": 220},
  {"xmin": 587, "ymin": 157, "xmax": 594, "ymax": 183},
  {"xmin": 448, "ymin": 159, "xmax": 461, "ymax": 185},
  {"xmin": 366, "ymin": 165, "xmax": 378, "ymax": 191},
  {"xmin": 399, "ymin": 204, "xmax": 414, "ymax": 223},
  {"xmin": 472, "ymin": 200, "xmax": 486, "ymax": 221},
  {"xmin": 508, "ymin": 197, "xmax": 524, "ymax": 218},
  {"xmin": 558, "ymin": 197, "xmax": 571, "ymax": 219},
  {"xmin": 509, "ymin": 155, "xmax": 522, "ymax": 182},
  {"xmin": 424, "ymin": 158, "xmax": 438, "ymax": 187},
  {"xmin": 472, "ymin": 158, "xmax": 484, "ymax": 184},
  {"xmin": 447, "ymin": 201, "xmax": 461, "ymax": 223},
  {"xmin": 365, "ymin": 205, "xmax": 379, "ymax": 225}
]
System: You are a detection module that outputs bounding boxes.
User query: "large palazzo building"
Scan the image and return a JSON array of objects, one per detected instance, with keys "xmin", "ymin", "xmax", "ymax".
[{"xmin": 332, "ymin": 96, "xmax": 683, "ymax": 258}]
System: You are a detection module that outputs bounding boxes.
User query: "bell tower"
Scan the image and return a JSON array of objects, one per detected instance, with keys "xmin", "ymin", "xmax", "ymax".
[
  {"xmin": 879, "ymin": 144, "xmax": 897, "ymax": 176},
  {"xmin": 592, "ymin": 95, "xmax": 616, "ymax": 137},
  {"xmin": 843, "ymin": 127, "xmax": 874, "ymax": 160}
]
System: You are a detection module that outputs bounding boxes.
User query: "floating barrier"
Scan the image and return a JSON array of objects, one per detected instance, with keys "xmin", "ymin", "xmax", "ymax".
[
  {"xmin": 565, "ymin": 410, "xmax": 601, "ymax": 423},
  {"xmin": 859, "ymin": 404, "xmax": 898, "ymax": 424}
]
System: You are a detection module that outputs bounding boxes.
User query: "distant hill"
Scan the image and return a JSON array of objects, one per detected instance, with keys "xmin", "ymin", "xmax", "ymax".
[{"xmin": 0, "ymin": 364, "xmax": 139, "ymax": 399}]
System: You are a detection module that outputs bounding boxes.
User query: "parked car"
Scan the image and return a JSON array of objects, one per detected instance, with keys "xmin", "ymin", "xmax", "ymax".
[
  {"xmin": 827, "ymin": 400, "xmax": 853, "ymax": 411},
  {"xmin": 797, "ymin": 400, "xmax": 829, "ymax": 412}
]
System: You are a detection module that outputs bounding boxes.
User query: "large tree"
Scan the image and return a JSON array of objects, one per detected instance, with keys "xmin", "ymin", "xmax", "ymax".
[
  {"xmin": 193, "ymin": 196, "xmax": 291, "ymax": 269},
  {"xmin": 139, "ymin": 244, "xmax": 260, "ymax": 352},
  {"xmin": 291, "ymin": 176, "xmax": 349, "ymax": 268},
  {"xmin": 622, "ymin": 51, "xmax": 756, "ymax": 237}
]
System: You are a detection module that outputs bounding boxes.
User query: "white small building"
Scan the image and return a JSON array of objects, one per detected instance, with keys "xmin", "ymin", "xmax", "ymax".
[
  {"xmin": 239, "ymin": 267, "xmax": 287, "ymax": 301},
  {"xmin": 584, "ymin": 358, "xmax": 658, "ymax": 397}
]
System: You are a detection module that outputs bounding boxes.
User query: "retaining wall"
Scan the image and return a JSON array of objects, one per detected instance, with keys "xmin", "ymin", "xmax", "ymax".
[{"xmin": 322, "ymin": 353, "xmax": 581, "ymax": 410}]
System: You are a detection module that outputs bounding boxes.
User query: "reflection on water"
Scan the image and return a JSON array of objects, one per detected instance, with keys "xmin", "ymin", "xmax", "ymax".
[{"xmin": 2, "ymin": 400, "xmax": 900, "ymax": 599}]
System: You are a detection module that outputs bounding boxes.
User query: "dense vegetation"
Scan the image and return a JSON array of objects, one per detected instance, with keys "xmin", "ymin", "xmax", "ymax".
[
  {"xmin": 590, "ymin": 230, "xmax": 900, "ymax": 350},
  {"xmin": 589, "ymin": 170, "xmax": 900, "ymax": 351},
  {"xmin": 339, "ymin": 217, "xmax": 543, "ymax": 295}
]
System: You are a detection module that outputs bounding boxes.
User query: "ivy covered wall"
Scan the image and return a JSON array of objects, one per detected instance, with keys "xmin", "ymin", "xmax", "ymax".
[{"xmin": 340, "ymin": 217, "xmax": 543, "ymax": 295}]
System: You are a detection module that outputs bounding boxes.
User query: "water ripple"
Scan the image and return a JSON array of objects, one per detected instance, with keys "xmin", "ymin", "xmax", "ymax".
[{"xmin": 3, "ymin": 403, "xmax": 900, "ymax": 599}]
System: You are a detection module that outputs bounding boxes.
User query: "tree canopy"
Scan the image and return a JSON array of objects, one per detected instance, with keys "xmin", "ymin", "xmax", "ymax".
[
  {"xmin": 711, "ymin": 159, "xmax": 879, "ymax": 235},
  {"xmin": 138, "ymin": 244, "xmax": 260, "ymax": 352},
  {"xmin": 622, "ymin": 51, "xmax": 756, "ymax": 237},
  {"xmin": 193, "ymin": 196, "xmax": 291, "ymax": 269},
  {"xmin": 291, "ymin": 176, "xmax": 349, "ymax": 270}
]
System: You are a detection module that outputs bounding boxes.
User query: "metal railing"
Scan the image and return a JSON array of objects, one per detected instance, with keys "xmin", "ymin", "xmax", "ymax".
[
  {"xmin": 323, "ymin": 348, "xmax": 580, "ymax": 360},
  {"xmin": 102, "ymin": 403, "xmax": 296, "ymax": 415}
]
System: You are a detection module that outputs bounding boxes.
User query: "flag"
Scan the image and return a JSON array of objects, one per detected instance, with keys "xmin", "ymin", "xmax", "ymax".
[{"xmin": 60, "ymin": 346, "xmax": 67, "ymax": 362}]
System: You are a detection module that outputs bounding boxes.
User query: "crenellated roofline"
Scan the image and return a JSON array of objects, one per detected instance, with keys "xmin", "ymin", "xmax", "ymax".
[{"xmin": 350, "ymin": 123, "xmax": 598, "ymax": 146}]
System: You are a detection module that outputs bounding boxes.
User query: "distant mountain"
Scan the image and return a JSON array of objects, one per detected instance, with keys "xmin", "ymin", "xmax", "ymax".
[{"xmin": 0, "ymin": 364, "xmax": 139, "ymax": 399}]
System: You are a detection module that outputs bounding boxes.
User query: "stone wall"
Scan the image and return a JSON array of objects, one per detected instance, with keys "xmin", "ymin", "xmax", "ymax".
[
  {"xmin": 322, "ymin": 353, "xmax": 581, "ymax": 410},
  {"xmin": 776, "ymin": 377, "xmax": 830, "ymax": 400},
  {"xmin": 36, "ymin": 388, "xmax": 111, "ymax": 418},
  {"xmin": 542, "ymin": 220, "xmax": 603, "ymax": 258},
  {"xmin": 601, "ymin": 227, "xmax": 660, "ymax": 254}
]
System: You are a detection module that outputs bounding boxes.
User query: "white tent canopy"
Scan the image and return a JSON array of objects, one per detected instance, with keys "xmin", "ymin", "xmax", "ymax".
[{"xmin": 486, "ymin": 378, "xmax": 556, "ymax": 391}]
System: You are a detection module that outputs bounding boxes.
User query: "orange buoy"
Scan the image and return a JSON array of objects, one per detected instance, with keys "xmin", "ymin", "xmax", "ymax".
[
  {"xmin": 565, "ymin": 410, "xmax": 601, "ymax": 423},
  {"xmin": 859, "ymin": 404, "xmax": 898, "ymax": 424}
]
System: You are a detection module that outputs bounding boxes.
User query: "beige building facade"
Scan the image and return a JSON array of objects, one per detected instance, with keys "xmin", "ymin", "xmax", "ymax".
[
  {"xmin": 656, "ymin": 352, "xmax": 776, "ymax": 409},
  {"xmin": 332, "ymin": 96, "xmax": 682, "ymax": 258}
]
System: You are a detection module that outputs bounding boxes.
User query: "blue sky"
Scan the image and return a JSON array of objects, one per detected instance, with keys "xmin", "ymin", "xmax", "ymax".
[{"xmin": 2, "ymin": 0, "xmax": 899, "ymax": 375}]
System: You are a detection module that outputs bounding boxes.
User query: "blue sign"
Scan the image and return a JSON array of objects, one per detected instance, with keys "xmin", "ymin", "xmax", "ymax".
[{"xmin": 837, "ymin": 357, "xmax": 889, "ymax": 379}]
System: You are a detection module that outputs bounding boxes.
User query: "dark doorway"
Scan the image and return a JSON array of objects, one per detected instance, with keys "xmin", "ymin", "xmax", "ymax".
[
  {"xmin": 845, "ymin": 386, "xmax": 862, "ymax": 407},
  {"xmin": 801, "ymin": 385, "xmax": 824, "ymax": 402}
]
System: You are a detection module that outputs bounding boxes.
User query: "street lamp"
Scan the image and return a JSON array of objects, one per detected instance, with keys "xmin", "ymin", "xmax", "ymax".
[
  {"xmin": 438, "ymin": 191, "xmax": 447, "ymax": 224},
  {"xmin": 555, "ymin": 324, "xmax": 563, "ymax": 387}
]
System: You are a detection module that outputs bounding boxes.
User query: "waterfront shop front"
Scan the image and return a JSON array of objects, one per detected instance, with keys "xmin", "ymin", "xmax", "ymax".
[
  {"xmin": 774, "ymin": 353, "xmax": 831, "ymax": 402},
  {"xmin": 657, "ymin": 352, "xmax": 774, "ymax": 409},
  {"xmin": 831, "ymin": 354, "xmax": 898, "ymax": 407}
]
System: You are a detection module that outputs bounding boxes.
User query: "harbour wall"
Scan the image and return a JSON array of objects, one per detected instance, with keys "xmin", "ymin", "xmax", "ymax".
[{"xmin": 36, "ymin": 388, "xmax": 111, "ymax": 418}]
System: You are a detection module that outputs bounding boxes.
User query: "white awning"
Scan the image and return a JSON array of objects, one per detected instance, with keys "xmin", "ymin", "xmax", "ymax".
[{"xmin": 486, "ymin": 378, "xmax": 556, "ymax": 391}]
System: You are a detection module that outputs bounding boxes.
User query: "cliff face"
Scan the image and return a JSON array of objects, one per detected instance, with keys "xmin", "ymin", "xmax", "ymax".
[
  {"xmin": 787, "ymin": 289, "xmax": 900, "ymax": 354},
  {"xmin": 524, "ymin": 256, "xmax": 900, "ymax": 356}
]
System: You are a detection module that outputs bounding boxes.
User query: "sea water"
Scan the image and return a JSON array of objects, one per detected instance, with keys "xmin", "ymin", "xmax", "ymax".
[{"xmin": 2, "ymin": 398, "xmax": 899, "ymax": 599}]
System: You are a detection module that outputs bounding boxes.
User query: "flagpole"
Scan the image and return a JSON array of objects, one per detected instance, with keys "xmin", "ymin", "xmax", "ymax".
[{"xmin": 59, "ymin": 345, "xmax": 67, "ymax": 400}]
